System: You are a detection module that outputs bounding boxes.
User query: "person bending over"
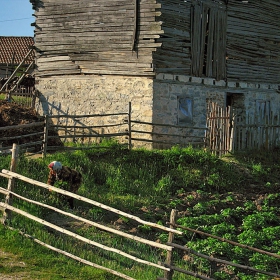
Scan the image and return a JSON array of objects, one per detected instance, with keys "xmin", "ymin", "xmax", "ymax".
[{"xmin": 47, "ymin": 161, "xmax": 82, "ymax": 209}]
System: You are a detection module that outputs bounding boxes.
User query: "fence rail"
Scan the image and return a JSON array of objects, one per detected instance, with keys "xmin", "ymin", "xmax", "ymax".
[
  {"xmin": 2, "ymin": 102, "xmax": 280, "ymax": 157},
  {"xmin": 0, "ymin": 145, "xmax": 177, "ymax": 279},
  {"xmin": 0, "ymin": 144, "xmax": 279, "ymax": 279},
  {"xmin": 0, "ymin": 86, "xmax": 36, "ymax": 108}
]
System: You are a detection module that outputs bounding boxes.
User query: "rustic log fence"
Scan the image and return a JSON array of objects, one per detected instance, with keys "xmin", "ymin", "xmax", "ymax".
[
  {"xmin": 0, "ymin": 144, "xmax": 279, "ymax": 279},
  {"xmin": 42, "ymin": 111, "xmax": 129, "ymax": 152},
  {"xmin": 0, "ymin": 145, "xmax": 179, "ymax": 279},
  {"xmin": 0, "ymin": 121, "xmax": 44, "ymax": 157},
  {"xmin": 232, "ymin": 112, "xmax": 280, "ymax": 151},
  {"xmin": 0, "ymin": 102, "xmax": 207, "ymax": 157},
  {"xmin": 206, "ymin": 101, "xmax": 280, "ymax": 155},
  {"xmin": 163, "ymin": 222, "xmax": 280, "ymax": 280},
  {"xmin": 2, "ymin": 101, "xmax": 280, "ymax": 157},
  {"xmin": 0, "ymin": 86, "xmax": 36, "ymax": 108}
]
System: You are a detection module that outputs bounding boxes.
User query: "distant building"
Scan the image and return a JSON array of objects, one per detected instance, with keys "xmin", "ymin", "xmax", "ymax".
[{"xmin": 0, "ymin": 36, "xmax": 34, "ymax": 79}]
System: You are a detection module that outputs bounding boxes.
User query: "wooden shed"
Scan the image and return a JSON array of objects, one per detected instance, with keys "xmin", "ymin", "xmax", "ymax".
[{"xmin": 30, "ymin": 0, "xmax": 280, "ymax": 150}]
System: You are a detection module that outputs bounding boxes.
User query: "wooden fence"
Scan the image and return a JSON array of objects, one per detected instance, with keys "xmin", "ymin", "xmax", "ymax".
[
  {"xmin": 2, "ymin": 101, "xmax": 280, "ymax": 157},
  {"xmin": 0, "ymin": 144, "xmax": 279, "ymax": 279},
  {"xmin": 0, "ymin": 102, "xmax": 206, "ymax": 157},
  {"xmin": 0, "ymin": 145, "xmax": 180, "ymax": 280},
  {"xmin": 205, "ymin": 102, "xmax": 232, "ymax": 157},
  {"xmin": 0, "ymin": 86, "xmax": 36, "ymax": 108},
  {"xmin": 232, "ymin": 112, "xmax": 280, "ymax": 151},
  {"xmin": 205, "ymin": 101, "xmax": 280, "ymax": 155}
]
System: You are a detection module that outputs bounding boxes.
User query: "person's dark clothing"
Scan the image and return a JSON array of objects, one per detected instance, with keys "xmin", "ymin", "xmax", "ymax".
[{"xmin": 47, "ymin": 166, "xmax": 82, "ymax": 208}]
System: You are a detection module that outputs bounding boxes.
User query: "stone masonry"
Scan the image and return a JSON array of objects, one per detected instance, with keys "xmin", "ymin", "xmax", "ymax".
[{"xmin": 35, "ymin": 74, "xmax": 280, "ymax": 149}]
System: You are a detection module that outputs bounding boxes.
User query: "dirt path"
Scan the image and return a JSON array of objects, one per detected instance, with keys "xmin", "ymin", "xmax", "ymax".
[{"xmin": 0, "ymin": 250, "xmax": 29, "ymax": 280}]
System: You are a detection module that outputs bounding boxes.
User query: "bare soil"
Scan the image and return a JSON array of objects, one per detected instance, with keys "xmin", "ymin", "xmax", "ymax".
[
  {"xmin": 0, "ymin": 100, "xmax": 62, "ymax": 148},
  {"xmin": 0, "ymin": 250, "xmax": 29, "ymax": 280}
]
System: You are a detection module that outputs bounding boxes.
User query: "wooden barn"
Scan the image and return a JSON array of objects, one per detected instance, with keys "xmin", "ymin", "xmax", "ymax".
[{"xmin": 30, "ymin": 0, "xmax": 280, "ymax": 151}]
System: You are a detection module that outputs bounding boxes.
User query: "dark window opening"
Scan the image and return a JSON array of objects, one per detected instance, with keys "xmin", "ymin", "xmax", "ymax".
[
  {"xmin": 178, "ymin": 97, "xmax": 193, "ymax": 125},
  {"xmin": 226, "ymin": 93, "xmax": 233, "ymax": 107}
]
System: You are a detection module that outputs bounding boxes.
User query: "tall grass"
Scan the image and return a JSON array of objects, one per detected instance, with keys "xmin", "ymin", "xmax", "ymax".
[{"xmin": 1, "ymin": 141, "xmax": 280, "ymax": 279}]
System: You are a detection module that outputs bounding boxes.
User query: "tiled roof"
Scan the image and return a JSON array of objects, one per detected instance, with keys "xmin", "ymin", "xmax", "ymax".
[{"xmin": 0, "ymin": 36, "xmax": 34, "ymax": 64}]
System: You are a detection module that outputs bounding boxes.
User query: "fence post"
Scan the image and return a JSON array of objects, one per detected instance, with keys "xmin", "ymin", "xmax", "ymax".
[
  {"xmin": 128, "ymin": 102, "xmax": 132, "ymax": 150},
  {"xmin": 31, "ymin": 87, "xmax": 36, "ymax": 108},
  {"xmin": 42, "ymin": 114, "xmax": 49, "ymax": 158},
  {"xmin": 164, "ymin": 209, "xmax": 177, "ymax": 280},
  {"xmin": 2, "ymin": 143, "xmax": 19, "ymax": 225}
]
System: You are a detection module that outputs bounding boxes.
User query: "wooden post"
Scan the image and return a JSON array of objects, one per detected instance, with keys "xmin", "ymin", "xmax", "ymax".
[
  {"xmin": 164, "ymin": 209, "xmax": 177, "ymax": 280},
  {"xmin": 42, "ymin": 115, "xmax": 49, "ymax": 158},
  {"xmin": 128, "ymin": 102, "xmax": 132, "ymax": 150},
  {"xmin": 31, "ymin": 88, "xmax": 36, "ymax": 108},
  {"xmin": 2, "ymin": 143, "xmax": 19, "ymax": 224}
]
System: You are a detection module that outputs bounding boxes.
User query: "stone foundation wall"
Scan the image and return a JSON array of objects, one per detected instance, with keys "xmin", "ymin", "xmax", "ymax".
[
  {"xmin": 152, "ymin": 74, "xmax": 280, "ymax": 149},
  {"xmin": 35, "ymin": 74, "xmax": 280, "ymax": 149},
  {"xmin": 35, "ymin": 75, "xmax": 154, "ymax": 148}
]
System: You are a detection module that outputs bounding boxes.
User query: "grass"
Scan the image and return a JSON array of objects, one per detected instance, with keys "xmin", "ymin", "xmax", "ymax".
[
  {"xmin": 0, "ymin": 141, "xmax": 280, "ymax": 279},
  {"xmin": 0, "ymin": 225, "xmax": 114, "ymax": 280}
]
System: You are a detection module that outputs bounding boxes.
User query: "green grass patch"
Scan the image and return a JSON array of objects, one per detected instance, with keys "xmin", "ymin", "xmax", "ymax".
[{"xmin": 1, "ymin": 142, "xmax": 280, "ymax": 279}]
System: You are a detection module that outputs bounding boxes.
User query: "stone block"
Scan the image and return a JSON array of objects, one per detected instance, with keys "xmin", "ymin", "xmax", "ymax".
[
  {"xmin": 163, "ymin": 74, "xmax": 174, "ymax": 80},
  {"xmin": 177, "ymin": 75, "xmax": 190, "ymax": 83},
  {"xmin": 239, "ymin": 82, "xmax": 248, "ymax": 88},
  {"xmin": 227, "ymin": 81, "xmax": 236, "ymax": 88},
  {"xmin": 269, "ymin": 84, "xmax": 278, "ymax": 90},
  {"xmin": 156, "ymin": 73, "xmax": 164, "ymax": 80},
  {"xmin": 247, "ymin": 83, "xmax": 258, "ymax": 89},
  {"xmin": 259, "ymin": 83, "xmax": 269, "ymax": 89},
  {"xmin": 190, "ymin": 77, "xmax": 202, "ymax": 84},
  {"xmin": 214, "ymin": 80, "xmax": 226, "ymax": 87},
  {"xmin": 203, "ymin": 78, "xmax": 214, "ymax": 86}
]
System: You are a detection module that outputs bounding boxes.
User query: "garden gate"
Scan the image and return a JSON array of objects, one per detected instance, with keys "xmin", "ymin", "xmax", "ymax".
[{"xmin": 205, "ymin": 101, "xmax": 232, "ymax": 156}]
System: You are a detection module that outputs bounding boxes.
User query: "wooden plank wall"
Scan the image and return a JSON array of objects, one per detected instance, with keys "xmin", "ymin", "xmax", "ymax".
[
  {"xmin": 155, "ymin": 0, "xmax": 280, "ymax": 83},
  {"xmin": 30, "ymin": 0, "xmax": 280, "ymax": 83},
  {"xmin": 227, "ymin": 0, "xmax": 280, "ymax": 83},
  {"xmin": 153, "ymin": 0, "xmax": 192, "ymax": 74},
  {"xmin": 30, "ymin": 0, "xmax": 162, "ymax": 77},
  {"xmin": 190, "ymin": 1, "xmax": 227, "ymax": 80}
]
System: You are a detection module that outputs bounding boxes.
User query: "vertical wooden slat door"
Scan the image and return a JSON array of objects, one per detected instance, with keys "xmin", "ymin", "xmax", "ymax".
[{"xmin": 206, "ymin": 101, "xmax": 232, "ymax": 156}]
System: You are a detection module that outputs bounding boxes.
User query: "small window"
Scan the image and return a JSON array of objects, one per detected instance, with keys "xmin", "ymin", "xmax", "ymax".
[{"xmin": 178, "ymin": 97, "xmax": 193, "ymax": 124}]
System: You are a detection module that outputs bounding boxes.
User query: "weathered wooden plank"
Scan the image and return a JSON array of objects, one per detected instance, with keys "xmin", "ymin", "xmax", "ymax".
[
  {"xmin": 79, "ymin": 69, "xmax": 155, "ymax": 76},
  {"xmin": 78, "ymin": 61, "xmax": 152, "ymax": 68},
  {"xmin": 35, "ymin": 24, "xmax": 161, "ymax": 35},
  {"xmin": 36, "ymin": 56, "xmax": 71, "ymax": 62},
  {"xmin": 35, "ymin": 30, "xmax": 163, "ymax": 42},
  {"xmin": 37, "ymin": 4, "xmax": 158, "ymax": 13},
  {"xmin": 35, "ymin": 69, "xmax": 81, "ymax": 76},
  {"xmin": 69, "ymin": 52, "xmax": 153, "ymax": 63},
  {"xmin": 35, "ymin": 22, "xmax": 162, "ymax": 32},
  {"xmin": 35, "ymin": 11, "xmax": 160, "ymax": 23},
  {"xmin": 43, "ymin": 2, "xmax": 160, "ymax": 9},
  {"xmin": 36, "ymin": 61, "xmax": 77, "ymax": 68},
  {"xmin": 36, "ymin": 35, "xmax": 134, "ymax": 44}
]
